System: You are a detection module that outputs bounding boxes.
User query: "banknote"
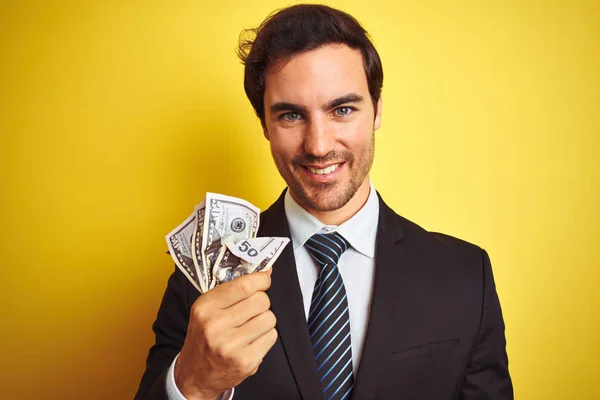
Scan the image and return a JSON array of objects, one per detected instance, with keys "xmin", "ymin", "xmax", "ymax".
[
  {"xmin": 165, "ymin": 212, "xmax": 202, "ymax": 292},
  {"xmin": 225, "ymin": 237, "xmax": 288, "ymax": 265},
  {"xmin": 213, "ymin": 237, "xmax": 290, "ymax": 286},
  {"xmin": 201, "ymin": 193, "xmax": 260, "ymax": 288},
  {"xmin": 166, "ymin": 193, "xmax": 290, "ymax": 292},
  {"xmin": 190, "ymin": 200, "xmax": 208, "ymax": 293}
]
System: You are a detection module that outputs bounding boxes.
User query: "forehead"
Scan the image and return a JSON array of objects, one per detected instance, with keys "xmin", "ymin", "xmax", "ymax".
[{"xmin": 263, "ymin": 44, "xmax": 369, "ymax": 107}]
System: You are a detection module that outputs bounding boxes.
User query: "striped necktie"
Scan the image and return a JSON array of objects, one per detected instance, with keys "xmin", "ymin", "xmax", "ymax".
[{"xmin": 305, "ymin": 232, "xmax": 354, "ymax": 400}]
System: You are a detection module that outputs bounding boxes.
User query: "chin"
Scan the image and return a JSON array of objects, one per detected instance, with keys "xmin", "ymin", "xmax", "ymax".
[{"xmin": 293, "ymin": 181, "xmax": 357, "ymax": 212}]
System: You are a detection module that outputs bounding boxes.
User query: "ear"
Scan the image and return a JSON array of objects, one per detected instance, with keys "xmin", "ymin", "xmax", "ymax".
[{"xmin": 374, "ymin": 95, "xmax": 383, "ymax": 131}]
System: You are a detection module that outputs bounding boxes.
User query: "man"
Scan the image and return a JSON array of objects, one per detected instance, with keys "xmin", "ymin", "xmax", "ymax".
[{"xmin": 135, "ymin": 4, "xmax": 513, "ymax": 400}]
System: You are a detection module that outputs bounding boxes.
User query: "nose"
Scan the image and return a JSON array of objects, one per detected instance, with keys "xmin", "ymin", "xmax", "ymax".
[{"xmin": 303, "ymin": 115, "xmax": 335, "ymax": 158}]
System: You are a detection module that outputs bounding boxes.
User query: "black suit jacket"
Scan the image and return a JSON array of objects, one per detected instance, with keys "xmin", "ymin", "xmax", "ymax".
[{"xmin": 135, "ymin": 191, "xmax": 513, "ymax": 399}]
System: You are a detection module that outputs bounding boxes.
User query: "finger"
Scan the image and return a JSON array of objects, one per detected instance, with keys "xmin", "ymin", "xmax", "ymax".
[
  {"xmin": 226, "ymin": 291, "xmax": 271, "ymax": 327},
  {"xmin": 205, "ymin": 271, "xmax": 272, "ymax": 309},
  {"xmin": 235, "ymin": 328, "xmax": 278, "ymax": 378},
  {"xmin": 234, "ymin": 310, "xmax": 277, "ymax": 345},
  {"xmin": 246, "ymin": 327, "xmax": 278, "ymax": 362},
  {"xmin": 227, "ymin": 327, "xmax": 276, "ymax": 381}
]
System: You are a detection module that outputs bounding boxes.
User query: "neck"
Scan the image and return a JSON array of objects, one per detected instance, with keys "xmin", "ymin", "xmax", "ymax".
[{"xmin": 295, "ymin": 179, "xmax": 371, "ymax": 226}]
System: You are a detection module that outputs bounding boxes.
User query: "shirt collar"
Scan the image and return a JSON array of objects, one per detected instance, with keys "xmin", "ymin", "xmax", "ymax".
[{"xmin": 284, "ymin": 182, "xmax": 379, "ymax": 258}]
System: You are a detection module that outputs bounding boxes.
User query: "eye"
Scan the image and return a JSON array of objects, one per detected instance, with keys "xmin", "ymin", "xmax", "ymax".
[
  {"xmin": 281, "ymin": 112, "xmax": 302, "ymax": 121},
  {"xmin": 334, "ymin": 106, "xmax": 353, "ymax": 117}
]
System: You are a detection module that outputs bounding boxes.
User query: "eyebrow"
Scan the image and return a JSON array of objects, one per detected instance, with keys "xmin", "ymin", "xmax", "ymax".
[
  {"xmin": 269, "ymin": 102, "xmax": 308, "ymax": 115},
  {"xmin": 269, "ymin": 93, "xmax": 365, "ymax": 115},
  {"xmin": 325, "ymin": 93, "xmax": 364, "ymax": 110}
]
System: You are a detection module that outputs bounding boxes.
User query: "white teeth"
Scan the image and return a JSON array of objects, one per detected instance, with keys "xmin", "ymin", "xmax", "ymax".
[{"xmin": 307, "ymin": 164, "xmax": 340, "ymax": 175}]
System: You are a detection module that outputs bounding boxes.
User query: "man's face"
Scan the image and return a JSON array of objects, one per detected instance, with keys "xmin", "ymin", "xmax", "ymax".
[{"xmin": 263, "ymin": 44, "xmax": 382, "ymax": 213}]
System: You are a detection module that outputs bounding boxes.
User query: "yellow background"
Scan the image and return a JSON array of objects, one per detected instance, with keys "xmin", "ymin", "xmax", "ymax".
[{"xmin": 1, "ymin": 0, "xmax": 598, "ymax": 398}]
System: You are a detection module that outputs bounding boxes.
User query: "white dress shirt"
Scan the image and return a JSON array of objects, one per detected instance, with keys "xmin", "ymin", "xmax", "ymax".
[{"xmin": 166, "ymin": 183, "xmax": 379, "ymax": 399}]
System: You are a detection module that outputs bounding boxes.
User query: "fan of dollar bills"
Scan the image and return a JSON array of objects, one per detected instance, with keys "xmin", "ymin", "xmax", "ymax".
[{"xmin": 166, "ymin": 193, "xmax": 290, "ymax": 293}]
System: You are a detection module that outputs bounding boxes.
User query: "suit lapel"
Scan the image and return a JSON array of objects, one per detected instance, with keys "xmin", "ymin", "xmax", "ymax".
[
  {"xmin": 259, "ymin": 192, "xmax": 324, "ymax": 400},
  {"xmin": 352, "ymin": 194, "xmax": 407, "ymax": 399}
]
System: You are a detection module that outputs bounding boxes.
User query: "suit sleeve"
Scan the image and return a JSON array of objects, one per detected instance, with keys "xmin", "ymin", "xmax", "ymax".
[
  {"xmin": 460, "ymin": 250, "xmax": 514, "ymax": 399},
  {"xmin": 134, "ymin": 267, "xmax": 195, "ymax": 400}
]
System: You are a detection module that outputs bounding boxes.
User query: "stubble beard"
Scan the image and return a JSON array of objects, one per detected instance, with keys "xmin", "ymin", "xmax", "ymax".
[{"xmin": 272, "ymin": 134, "xmax": 375, "ymax": 212}]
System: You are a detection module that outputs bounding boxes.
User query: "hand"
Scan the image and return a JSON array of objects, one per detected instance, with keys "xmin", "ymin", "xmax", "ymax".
[{"xmin": 174, "ymin": 269, "xmax": 277, "ymax": 400}]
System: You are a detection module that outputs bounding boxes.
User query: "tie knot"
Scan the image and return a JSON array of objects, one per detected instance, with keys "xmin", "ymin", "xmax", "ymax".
[{"xmin": 306, "ymin": 232, "xmax": 350, "ymax": 267}]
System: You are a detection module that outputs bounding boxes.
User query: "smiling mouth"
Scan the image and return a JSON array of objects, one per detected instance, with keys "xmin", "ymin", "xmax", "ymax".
[{"xmin": 303, "ymin": 163, "xmax": 343, "ymax": 175}]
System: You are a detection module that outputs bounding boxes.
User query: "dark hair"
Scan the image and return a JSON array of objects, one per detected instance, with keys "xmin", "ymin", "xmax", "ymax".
[{"xmin": 237, "ymin": 4, "xmax": 384, "ymax": 125}]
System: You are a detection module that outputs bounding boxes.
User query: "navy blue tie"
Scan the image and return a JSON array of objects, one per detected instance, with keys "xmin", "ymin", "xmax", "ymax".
[{"xmin": 305, "ymin": 232, "xmax": 354, "ymax": 400}]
